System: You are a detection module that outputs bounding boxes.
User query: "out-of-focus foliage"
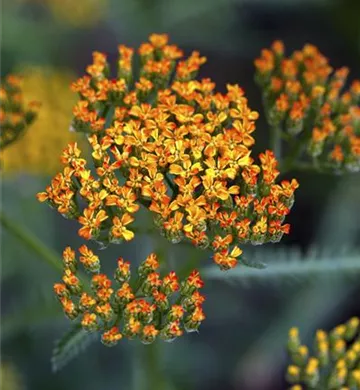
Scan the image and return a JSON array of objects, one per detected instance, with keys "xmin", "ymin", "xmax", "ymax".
[{"xmin": 205, "ymin": 248, "xmax": 360, "ymax": 282}]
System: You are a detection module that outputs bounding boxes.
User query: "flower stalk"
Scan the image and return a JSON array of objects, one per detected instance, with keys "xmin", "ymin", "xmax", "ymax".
[{"xmin": 0, "ymin": 210, "xmax": 62, "ymax": 272}]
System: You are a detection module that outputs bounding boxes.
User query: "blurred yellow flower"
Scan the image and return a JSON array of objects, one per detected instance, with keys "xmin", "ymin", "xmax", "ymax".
[
  {"xmin": 11, "ymin": 0, "xmax": 108, "ymax": 27},
  {"xmin": 0, "ymin": 74, "xmax": 40, "ymax": 150},
  {"xmin": 0, "ymin": 362, "xmax": 23, "ymax": 390},
  {"xmin": 46, "ymin": 0, "xmax": 108, "ymax": 27},
  {"xmin": 1, "ymin": 67, "xmax": 83, "ymax": 176},
  {"xmin": 286, "ymin": 317, "xmax": 360, "ymax": 389}
]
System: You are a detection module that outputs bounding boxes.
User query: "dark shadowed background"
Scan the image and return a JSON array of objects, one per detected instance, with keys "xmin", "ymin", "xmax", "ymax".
[{"xmin": 1, "ymin": 0, "xmax": 360, "ymax": 389}]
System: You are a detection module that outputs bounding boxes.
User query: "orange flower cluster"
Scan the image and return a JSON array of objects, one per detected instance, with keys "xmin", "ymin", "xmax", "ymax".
[
  {"xmin": 54, "ymin": 247, "xmax": 205, "ymax": 345},
  {"xmin": 287, "ymin": 318, "xmax": 360, "ymax": 389},
  {"xmin": 255, "ymin": 41, "xmax": 360, "ymax": 173},
  {"xmin": 0, "ymin": 74, "xmax": 40, "ymax": 149},
  {"xmin": 37, "ymin": 34, "xmax": 297, "ymax": 270}
]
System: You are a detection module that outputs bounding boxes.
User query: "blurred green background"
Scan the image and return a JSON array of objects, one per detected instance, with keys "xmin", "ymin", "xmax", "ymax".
[{"xmin": 1, "ymin": 0, "xmax": 360, "ymax": 389}]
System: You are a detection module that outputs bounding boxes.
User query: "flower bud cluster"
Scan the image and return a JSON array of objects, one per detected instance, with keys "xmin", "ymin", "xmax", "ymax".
[
  {"xmin": 54, "ymin": 247, "xmax": 205, "ymax": 346},
  {"xmin": 0, "ymin": 74, "xmax": 40, "ymax": 150},
  {"xmin": 286, "ymin": 317, "xmax": 360, "ymax": 389},
  {"xmin": 38, "ymin": 34, "xmax": 297, "ymax": 270},
  {"xmin": 255, "ymin": 41, "xmax": 360, "ymax": 173}
]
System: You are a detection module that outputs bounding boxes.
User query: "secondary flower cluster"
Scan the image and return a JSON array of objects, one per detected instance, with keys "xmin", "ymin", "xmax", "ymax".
[
  {"xmin": 286, "ymin": 318, "xmax": 360, "ymax": 389},
  {"xmin": 37, "ymin": 34, "xmax": 298, "ymax": 271},
  {"xmin": 54, "ymin": 247, "xmax": 205, "ymax": 345},
  {"xmin": 255, "ymin": 41, "xmax": 360, "ymax": 173},
  {"xmin": 0, "ymin": 74, "xmax": 40, "ymax": 150}
]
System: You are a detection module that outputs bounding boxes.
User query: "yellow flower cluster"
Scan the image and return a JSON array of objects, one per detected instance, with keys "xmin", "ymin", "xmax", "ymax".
[
  {"xmin": 45, "ymin": 0, "xmax": 108, "ymax": 27},
  {"xmin": 0, "ymin": 74, "xmax": 40, "ymax": 150},
  {"xmin": 255, "ymin": 41, "xmax": 360, "ymax": 173},
  {"xmin": 287, "ymin": 318, "xmax": 360, "ymax": 389},
  {"xmin": 54, "ymin": 247, "xmax": 205, "ymax": 345},
  {"xmin": 2, "ymin": 68, "xmax": 82, "ymax": 176},
  {"xmin": 38, "ymin": 34, "xmax": 298, "ymax": 271},
  {"xmin": 0, "ymin": 361, "xmax": 23, "ymax": 390}
]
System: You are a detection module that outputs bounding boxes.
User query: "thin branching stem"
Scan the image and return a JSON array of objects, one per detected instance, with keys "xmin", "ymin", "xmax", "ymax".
[
  {"xmin": 270, "ymin": 125, "xmax": 282, "ymax": 162},
  {"xmin": 0, "ymin": 210, "xmax": 90, "ymax": 289},
  {"xmin": 0, "ymin": 210, "xmax": 62, "ymax": 272}
]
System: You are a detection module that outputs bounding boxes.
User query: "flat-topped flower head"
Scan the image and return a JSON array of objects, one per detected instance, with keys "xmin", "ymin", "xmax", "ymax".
[
  {"xmin": 53, "ymin": 246, "xmax": 206, "ymax": 345},
  {"xmin": 255, "ymin": 42, "xmax": 360, "ymax": 173},
  {"xmin": 38, "ymin": 34, "xmax": 297, "ymax": 271},
  {"xmin": 286, "ymin": 317, "xmax": 360, "ymax": 389}
]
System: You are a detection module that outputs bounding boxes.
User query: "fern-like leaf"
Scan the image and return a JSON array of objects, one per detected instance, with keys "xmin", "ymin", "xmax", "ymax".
[
  {"xmin": 204, "ymin": 248, "xmax": 360, "ymax": 283},
  {"xmin": 51, "ymin": 324, "xmax": 98, "ymax": 372},
  {"xmin": 238, "ymin": 255, "xmax": 267, "ymax": 269}
]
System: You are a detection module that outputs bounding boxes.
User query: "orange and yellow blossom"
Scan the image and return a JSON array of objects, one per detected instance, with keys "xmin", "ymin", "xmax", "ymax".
[
  {"xmin": 110, "ymin": 214, "xmax": 135, "ymax": 242},
  {"xmin": 78, "ymin": 208, "xmax": 108, "ymax": 240},
  {"xmin": 213, "ymin": 246, "xmax": 243, "ymax": 271},
  {"xmin": 38, "ymin": 34, "xmax": 297, "ymax": 272},
  {"xmin": 53, "ymin": 246, "xmax": 206, "ymax": 345},
  {"xmin": 255, "ymin": 41, "xmax": 360, "ymax": 173}
]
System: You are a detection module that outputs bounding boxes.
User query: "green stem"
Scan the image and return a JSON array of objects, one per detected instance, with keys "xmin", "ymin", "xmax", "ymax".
[
  {"xmin": 102, "ymin": 104, "xmax": 111, "ymax": 122},
  {"xmin": 281, "ymin": 138, "xmax": 306, "ymax": 174},
  {"xmin": 144, "ymin": 342, "xmax": 167, "ymax": 390},
  {"xmin": 0, "ymin": 211, "xmax": 90, "ymax": 289},
  {"xmin": 0, "ymin": 210, "xmax": 62, "ymax": 272},
  {"xmin": 282, "ymin": 107, "xmax": 318, "ymax": 174},
  {"xmin": 270, "ymin": 125, "xmax": 282, "ymax": 162},
  {"xmin": 164, "ymin": 172, "xmax": 176, "ymax": 194}
]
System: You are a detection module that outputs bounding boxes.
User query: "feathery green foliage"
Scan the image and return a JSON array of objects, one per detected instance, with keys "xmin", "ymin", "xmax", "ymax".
[
  {"xmin": 51, "ymin": 324, "xmax": 98, "ymax": 372},
  {"xmin": 204, "ymin": 248, "xmax": 360, "ymax": 283}
]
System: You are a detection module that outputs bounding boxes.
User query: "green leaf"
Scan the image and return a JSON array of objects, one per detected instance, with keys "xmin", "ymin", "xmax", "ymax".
[
  {"xmin": 238, "ymin": 255, "xmax": 267, "ymax": 269},
  {"xmin": 51, "ymin": 324, "xmax": 98, "ymax": 372},
  {"xmin": 203, "ymin": 248, "xmax": 360, "ymax": 283}
]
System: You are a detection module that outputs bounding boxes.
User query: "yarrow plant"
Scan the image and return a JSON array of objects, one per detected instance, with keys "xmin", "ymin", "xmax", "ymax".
[
  {"xmin": 0, "ymin": 74, "xmax": 40, "ymax": 150},
  {"xmin": 31, "ymin": 33, "xmax": 360, "ymax": 352},
  {"xmin": 54, "ymin": 246, "xmax": 205, "ymax": 346},
  {"xmin": 286, "ymin": 318, "xmax": 360, "ymax": 389}
]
